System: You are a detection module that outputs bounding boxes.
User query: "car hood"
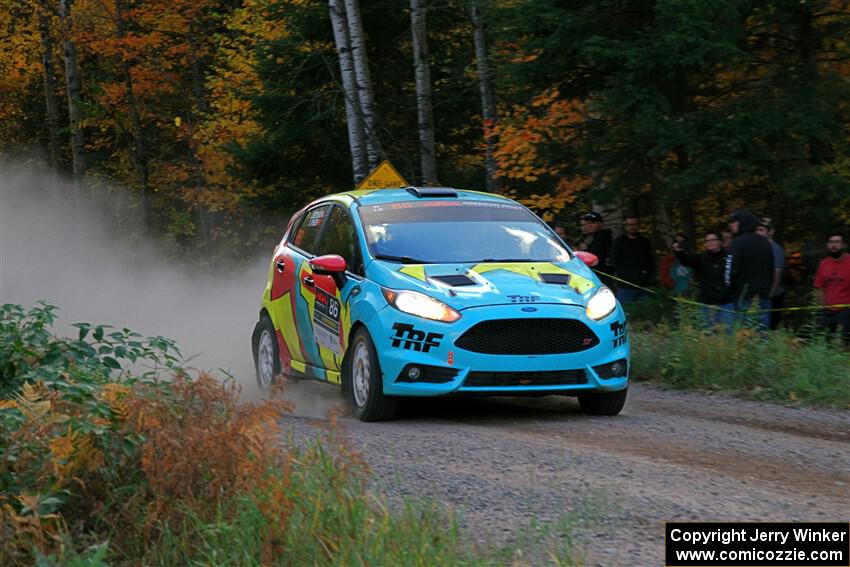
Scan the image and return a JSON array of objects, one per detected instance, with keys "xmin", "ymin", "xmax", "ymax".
[{"xmin": 365, "ymin": 259, "xmax": 601, "ymax": 310}]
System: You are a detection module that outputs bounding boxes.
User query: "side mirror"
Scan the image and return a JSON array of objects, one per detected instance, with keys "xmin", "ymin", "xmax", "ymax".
[
  {"xmin": 310, "ymin": 254, "xmax": 347, "ymax": 288},
  {"xmin": 574, "ymin": 251, "xmax": 599, "ymax": 267},
  {"xmin": 310, "ymin": 254, "xmax": 347, "ymax": 274}
]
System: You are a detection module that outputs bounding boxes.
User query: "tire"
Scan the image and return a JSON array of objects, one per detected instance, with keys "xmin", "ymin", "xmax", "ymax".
[
  {"xmin": 253, "ymin": 316, "xmax": 279, "ymax": 391},
  {"xmin": 346, "ymin": 327, "xmax": 397, "ymax": 421},
  {"xmin": 578, "ymin": 387, "xmax": 628, "ymax": 416}
]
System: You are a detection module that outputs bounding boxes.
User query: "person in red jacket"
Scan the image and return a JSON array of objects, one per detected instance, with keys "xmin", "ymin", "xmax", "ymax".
[{"xmin": 814, "ymin": 230, "xmax": 850, "ymax": 346}]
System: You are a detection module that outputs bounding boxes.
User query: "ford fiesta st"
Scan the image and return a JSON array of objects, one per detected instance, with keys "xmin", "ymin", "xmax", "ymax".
[{"xmin": 252, "ymin": 187, "xmax": 629, "ymax": 421}]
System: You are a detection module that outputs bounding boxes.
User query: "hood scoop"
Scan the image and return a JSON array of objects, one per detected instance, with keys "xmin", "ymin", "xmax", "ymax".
[
  {"xmin": 540, "ymin": 273, "xmax": 571, "ymax": 285},
  {"xmin": 430, "ymin": 274, "xmax": 477, "ymax": 287}
]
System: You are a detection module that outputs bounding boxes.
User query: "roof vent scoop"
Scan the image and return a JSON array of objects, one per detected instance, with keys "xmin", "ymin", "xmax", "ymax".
[{"xmin": 405, "ymin": 187, "xmax": 458, "ymax": 198}]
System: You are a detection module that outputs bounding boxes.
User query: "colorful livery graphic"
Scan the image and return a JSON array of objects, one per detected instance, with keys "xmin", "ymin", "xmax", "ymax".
[{"xmin": 252, "ymin": 187, "xmax": 630, "ymax": 421}]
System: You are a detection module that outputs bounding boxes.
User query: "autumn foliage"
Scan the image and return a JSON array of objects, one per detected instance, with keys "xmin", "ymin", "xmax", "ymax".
[
  {"xmin": 0, "ymin": 304, "xmax": 295, "ymax": 563},
  {"xmin": 1, "ymin": 303, "xmax": 492, "ymax": 565}
]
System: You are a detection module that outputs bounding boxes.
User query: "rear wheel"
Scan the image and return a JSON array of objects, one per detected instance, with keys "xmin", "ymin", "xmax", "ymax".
[
  {"xmin": 253, "ymin": 316, "xmax": 278, "ymax": 391},
  {"xmin": 578, "ymin": 388, "xmax": 628, "ymax": 416},
  {"xmin": 347, "ymin": 328, "xmax": 397, "ymax": 421}
]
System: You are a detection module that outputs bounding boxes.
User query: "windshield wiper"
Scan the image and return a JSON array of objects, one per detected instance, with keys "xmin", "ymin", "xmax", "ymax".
[
  {"xmin": 480, "ymin": 258, "xmax": 535, "ymax": 263},
  {"xmin": 372, "ymin": 254, "xmax": 431, "ymax": 264}
]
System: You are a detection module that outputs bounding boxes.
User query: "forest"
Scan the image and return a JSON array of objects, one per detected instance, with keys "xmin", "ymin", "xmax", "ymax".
[{"xmin": 2, "ymin": 0, "xmax": 848, "ymax": 258}]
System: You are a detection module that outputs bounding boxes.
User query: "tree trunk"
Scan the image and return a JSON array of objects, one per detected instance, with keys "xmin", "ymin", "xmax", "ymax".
[
  {"xmin": 38, "ymin": 8, "xmax": 61, "ymax": 170},
  {"xmin": 59, "ymin": 0, "xmax": 86, "ymax": 179},
  {"xmin": 329, "ymin": 0, "xmax": 369, "ymax": 184},
  {"xmin": 469, "ymin": 0, "xmax": 499, "ymax": 193},
  {"xmin": 410, "ymin": 0, "xmax": 438, "ymax": 185},
  {"xmin": 115, "ymin": 0, "xmax": 153, "ymax": 234},
  {"xmin": 189, "ymin": 28, "xmax": 210, "ymax": 245},
  {"xmin": 343, "ymin": 0, "xmax": 381, "ymax": 168}
]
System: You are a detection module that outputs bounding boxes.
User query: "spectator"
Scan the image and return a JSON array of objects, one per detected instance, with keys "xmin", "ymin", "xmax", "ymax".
[
  {"xmin": 578, "ymin": 211, "xmax": 613, "ymax": 286},
  {"xmin": 661, "ymin": 233, "xmax": 692, "ymax": 295},
  {"xmin": 724, "ymin": 209, "xmax": 774, "ymax": 329},
  {"xmin": 756, "ymin": 218, "xmax": 786, "ymax": 330},
  {"xmin": 553, "ymin": 224, "xmax": 568, "ymax": 241},
  {"xmin": 721, "ymin": 229, "xmax": 733, "ymax": 252},
  {"xmin": 674, "ymin": 230, "xmax": 731, "ymax": 327},
  {"xmin": 813, "ymin": 231, "xmax": 850, "ymax": 347},
  {"xmin": 612, "ymin": 216, "xmax": 654, "ymax": 302}
]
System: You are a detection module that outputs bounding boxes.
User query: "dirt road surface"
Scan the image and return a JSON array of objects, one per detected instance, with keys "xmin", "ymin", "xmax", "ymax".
[{"xmin": 279, "ymin": 381, "xmax": 849, "ymax": 566}]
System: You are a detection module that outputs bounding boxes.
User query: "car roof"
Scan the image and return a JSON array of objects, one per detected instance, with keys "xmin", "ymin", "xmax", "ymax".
[{"xmin": 334, "ymin": 187, "xmax": 514, "ymax": 207}]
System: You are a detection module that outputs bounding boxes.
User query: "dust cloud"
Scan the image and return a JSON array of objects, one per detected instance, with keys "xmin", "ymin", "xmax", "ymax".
[{"xmin": 0, "ymin": 160, "xmax": 339, "ymax": 417}]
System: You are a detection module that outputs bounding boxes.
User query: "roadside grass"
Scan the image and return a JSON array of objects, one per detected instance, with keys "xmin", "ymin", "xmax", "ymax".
[
  {"xmin": 1, "ymin": 302, "xmax": 588, "ymax": 566},
  {"xmin": 629, "ymin": 305, "xmax": 850, "ymax": 408}
]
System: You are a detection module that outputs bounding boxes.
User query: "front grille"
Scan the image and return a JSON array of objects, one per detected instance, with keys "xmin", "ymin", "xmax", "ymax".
[
  {"xmin": 456, "ymin": 318, "xmax": 599, "ymax": 354},
  {"xmin": 465, "ymin": 369, "xmax": 587, "ymax": 387}
]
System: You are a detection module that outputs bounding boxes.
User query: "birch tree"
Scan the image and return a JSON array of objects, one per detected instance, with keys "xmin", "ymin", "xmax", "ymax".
[
  {"xmin": 469, "ymin": 0, "xmax": 499, "ymax": 193},
  {"xmin": 410, "ymin": 0, "xmax": 437, "ymax": 185},
  {"xmin": 37, "ymin": 3, "xmax": 60, "ymax": 169},
  {"xmin": 329, "ymin": 0, "xmax": 369, "ymax": 183},
  {"xmin": 343, "ymin": 0, "xmax": 380, "ymax": 169},
  {"xmin": 59, "ymin": 0, "xmax": 85, "ymax": 179}
]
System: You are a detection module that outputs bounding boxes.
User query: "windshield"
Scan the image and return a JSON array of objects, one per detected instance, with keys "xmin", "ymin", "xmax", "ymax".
[{"xmin": 357, "ymin": 200, "xmax": 571, "ymax": 264}]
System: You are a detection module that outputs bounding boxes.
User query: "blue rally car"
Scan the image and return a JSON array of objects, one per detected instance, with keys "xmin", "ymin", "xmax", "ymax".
[{"xmin": 252, "ymin": 187, "xmax": 629, "ymax": 421}]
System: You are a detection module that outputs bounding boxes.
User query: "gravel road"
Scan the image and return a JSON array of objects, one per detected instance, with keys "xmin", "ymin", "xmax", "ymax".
[{"xmin": 278, "ymin": 381, "xmax": 850, "ymax": 566}]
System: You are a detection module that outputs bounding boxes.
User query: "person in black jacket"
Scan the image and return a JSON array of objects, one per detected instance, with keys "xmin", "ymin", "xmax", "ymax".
[
  {"xmin": 578, "ymin": 211, "xmax": 613, "ymax": 287},
  {"xmin": 724, "ymin": 209, "xmax": 775, "ymax": 328},
  {"xmin": 612, "ymin": 216, "xmax": 654, "ymax": 302},
  {"xmin": 674, "ymin": 230, "xmax": 731, "ymax": 327}
]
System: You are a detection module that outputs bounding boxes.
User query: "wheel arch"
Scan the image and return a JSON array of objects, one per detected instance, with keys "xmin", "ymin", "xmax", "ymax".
[
  {"xmin": 341, "ymin": 320, "xmax": 369, "ymax": 390},
  {"xmin": 253, "ymin": 308, "xmax": 279, "ymax": 373}
]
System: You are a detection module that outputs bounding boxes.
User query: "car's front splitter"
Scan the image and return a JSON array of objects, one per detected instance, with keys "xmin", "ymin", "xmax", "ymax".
[{"xmin": 369, "ymin": 303, "xmax": 630, "ymax": 397}]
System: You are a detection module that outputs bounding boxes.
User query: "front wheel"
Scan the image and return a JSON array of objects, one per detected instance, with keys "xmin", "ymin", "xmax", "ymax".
[
  {"xmin": 253, "ymin": 316, "xmax": 278, "ymax": 391},
  {"xmin": 346, "ymin": 328, "xmax": 397, "ymax": 422},
  {"xmin": 578, "ymin": 388, "xmax": 628, "ymax": 416}
]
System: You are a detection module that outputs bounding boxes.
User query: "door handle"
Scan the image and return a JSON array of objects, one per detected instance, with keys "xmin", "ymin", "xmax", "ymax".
[
  {"xmin": 302, "ymin": 275, "xmax": 314, "ymax": 288},
  {"xmin": 275, "ymin": 259, "xmax": 286, "ymax": 273}
]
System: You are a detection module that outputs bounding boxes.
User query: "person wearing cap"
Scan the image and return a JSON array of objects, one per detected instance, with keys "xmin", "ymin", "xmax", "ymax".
[
  {"xmin": 724, "ymin": 209, "xmax": 775, "ymax": 329},
  {"xmin": 814, "ymin": 230, "xmax": 850, "ymax": 347},
  {"xmin": 756, "ymin": 218, "xmax": 786, "ymax": 329},
  {"xmin": 578, "ymin": 211, "xmax": 613, "ymax": 285}
]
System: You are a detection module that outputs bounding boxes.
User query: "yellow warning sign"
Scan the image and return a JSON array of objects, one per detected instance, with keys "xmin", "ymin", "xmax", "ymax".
[{"xmin": 355, "ymin": 160, "xmax": 408, "ymax": 190}]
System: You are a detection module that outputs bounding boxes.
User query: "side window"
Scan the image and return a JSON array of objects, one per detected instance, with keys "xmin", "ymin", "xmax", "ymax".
[
  {"xmin": 289, "ymin": 204, "xmax": 330, "ymax": 255},
  {"xmin": 316, "ymin": 205, "xmax": 363, "ymax": 275}
]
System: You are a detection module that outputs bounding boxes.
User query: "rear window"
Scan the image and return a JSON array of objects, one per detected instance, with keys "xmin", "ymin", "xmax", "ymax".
[{"xmin": 289, "ymin": 205, "xmax": 330, "ymax": 254}]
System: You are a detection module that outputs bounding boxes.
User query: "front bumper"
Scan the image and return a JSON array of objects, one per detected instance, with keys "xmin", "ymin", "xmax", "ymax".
[{"xmin": 371, "ymin": 303, "xmax": 630, "ymax": 396}]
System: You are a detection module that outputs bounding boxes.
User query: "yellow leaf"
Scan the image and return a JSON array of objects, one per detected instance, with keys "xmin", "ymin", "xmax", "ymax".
[
  {"xmin": 174, "ymin": 116, "xmax": 182, "ymax": 127},
  {"xmin": 788, "ymin": 392, "xmax": 798, "ymax": 401}
]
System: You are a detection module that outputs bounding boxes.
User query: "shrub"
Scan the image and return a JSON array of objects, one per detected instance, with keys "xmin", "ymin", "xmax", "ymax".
[
  {"xmin": 3, "ymin": 303, "xmax": 565, "ymax": 566},
  {"xmin": 630, "ymin": 305, "xmax": 850, "ymax": 407}
]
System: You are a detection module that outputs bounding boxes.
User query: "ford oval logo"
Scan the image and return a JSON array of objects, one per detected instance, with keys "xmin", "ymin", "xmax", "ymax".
[{"xmin": 521, "ymin": 306, "xmax": 538, "ymax": 312}]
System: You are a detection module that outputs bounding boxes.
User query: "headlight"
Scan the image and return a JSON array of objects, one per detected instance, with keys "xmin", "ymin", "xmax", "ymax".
[
  {"xmin": 585, "ymin": 286, "xmax": 616, "ymax": 321},
  {"xmin": 382, "ymin": 288, "xmax": 461, "ymax": 322}
]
